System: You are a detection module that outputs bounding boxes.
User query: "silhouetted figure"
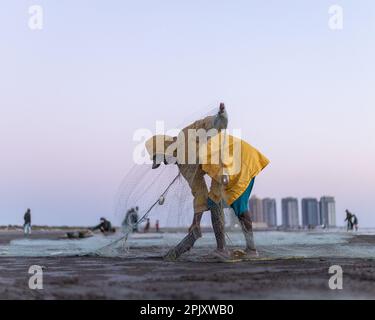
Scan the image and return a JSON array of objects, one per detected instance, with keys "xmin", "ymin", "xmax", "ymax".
[
  {"xmin": 144, "ymin": 218, "xmax": 150, "ymax": 233},
  {"xmin": 345, "ymin": 210, "xmax": 354, "ymax": 231},
  {"xmin": 155, "ymin": 220, "xmax": 160, "ymax": 233},
  {"xmin": 24, "ymin": 209, "xmax": 32, "ymax": 235},
  {"xmin": 122, "ymin": 207, "xmax": 139, "ymax": 233},
  {"xmin": 92, "ymin": 217, "xmax": 116, "ymax": 234}
]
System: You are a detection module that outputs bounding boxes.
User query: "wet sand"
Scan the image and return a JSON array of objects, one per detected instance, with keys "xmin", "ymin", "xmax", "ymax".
[
  {"xmin": 0, "ymin": 230, "xmax": 67, "ymax": 245},
  {"xmin": 1, "ymin": 231, "xmax": 375, "ymax": 300}
]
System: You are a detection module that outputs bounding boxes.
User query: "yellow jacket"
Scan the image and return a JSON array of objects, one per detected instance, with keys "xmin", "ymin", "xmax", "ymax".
[
  {"xmin": 144, "ymin": 114, "xmax": 224, "ymax": 214},
  {"xmin": 200, "ymin": 133, "xmax": 270, "ymax": 205}
]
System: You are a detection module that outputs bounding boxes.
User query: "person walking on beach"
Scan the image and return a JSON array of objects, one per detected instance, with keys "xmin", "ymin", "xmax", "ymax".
[
  {"xmin": 23, "ymin": 208, "xmax": 32, "ymax": 235},
  {"xmin": 345, "ymin": 210, "xmax": 354, "ymax": 231}
]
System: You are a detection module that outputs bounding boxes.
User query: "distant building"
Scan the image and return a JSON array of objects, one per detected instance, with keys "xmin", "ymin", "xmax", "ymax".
[
  {"xmin": 249, "ymin": 196, "xmax": 264, "ymax": 223},
  {"xmin": 282, "ymin": 197, "xmax": 299, "ymax": 228},
  {"xmin": 302, "ymin": 198, "xmax": 320, "ymax": 227},
  {"xmin": 262, "ymin": 198, "xmax": 277, "ymax": 227},
  {"xmin": 320, "ymin": 196, "xmax": 336, "ymax": 227}
]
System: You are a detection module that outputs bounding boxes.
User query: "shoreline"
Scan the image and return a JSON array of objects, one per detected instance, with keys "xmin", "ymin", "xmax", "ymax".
[{"xmin": 1, "ymin": 230, "xmax": 375, "ymax": 299}]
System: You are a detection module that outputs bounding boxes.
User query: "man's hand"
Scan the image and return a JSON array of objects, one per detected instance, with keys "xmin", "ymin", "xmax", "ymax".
[
  {"xmin": 219, "ymin": 102, "xmax": 225, "ymax": 114},
  {"xmin": 214, "ymin": 103, "xmax": 228, "ymax": 130}
]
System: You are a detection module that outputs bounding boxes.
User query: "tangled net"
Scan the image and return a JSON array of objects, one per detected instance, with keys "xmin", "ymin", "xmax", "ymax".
[{"xmin": 91, "ymin": 105, "xmax": 229, "ymax": 257}]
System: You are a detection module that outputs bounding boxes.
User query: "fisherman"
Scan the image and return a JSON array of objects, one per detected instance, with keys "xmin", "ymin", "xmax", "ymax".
[
  {"xmin": 155, "ymin": 220, "xmax": 160, "ymax": 232},
  {"xmin": 92, "ymin": 217, "xmax": 116, "ymax": 234},
  {"xmin": 123, "ymin": 207, "xmax": 139, "ymax": 232},
  {"xmin": 147, "ymin": 132, "xmax": 269, "ymax": 259},
  {"xmin": 145, "ymin": 103, "xmax": 229, "ymax": 257},
  {"xmin": 345, "ymin": 210, "xmax": 354, "ymax": 231},
  {"xmin": 23, "ymin": 208, "xmax": 32, "ymax": 236}
]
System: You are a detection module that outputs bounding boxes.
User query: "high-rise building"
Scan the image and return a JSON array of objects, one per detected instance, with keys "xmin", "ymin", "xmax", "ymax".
[
  {"xmin": 249, "ymin": 195, "xmax": 264, "ymax": 223},
  {"xmin": 282, "ymin": 197, "xmax": 299, "ymax": 228},
  {"xmin": 302, "ymin": 198, "xmax": 319, "ymax": 227},
  {"xmin": 262, "ymin": 198, "xmax": 277, "ymax": 227},
  {"xmin": 320, "ymin": 196, "xmax": 336, "ymax": 227}
]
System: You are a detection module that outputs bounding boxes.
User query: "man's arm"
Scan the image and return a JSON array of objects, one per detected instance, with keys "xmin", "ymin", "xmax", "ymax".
[{"xmin": 91, "ymin": 223, "xmax": 103, "ymax": 231}]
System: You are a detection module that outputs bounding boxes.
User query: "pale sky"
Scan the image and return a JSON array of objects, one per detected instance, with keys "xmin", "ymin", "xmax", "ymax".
[{"xmin": 0, "ymin": 1, "xmax": 374, "ymax": 227}]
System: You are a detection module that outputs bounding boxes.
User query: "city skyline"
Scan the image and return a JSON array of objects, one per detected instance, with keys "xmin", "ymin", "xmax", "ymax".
[
  {"xmin": 250, "ymin": 195, "xmax": 337, "ymax": 228},
  {"xmin": 302, "ymin": 198, "xmax": 320, "ymax": 227}
]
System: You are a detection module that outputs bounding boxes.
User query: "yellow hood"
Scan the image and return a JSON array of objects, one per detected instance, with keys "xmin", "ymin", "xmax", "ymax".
[{"xmin": 145, "ymin": 135, "xmax": 176, "ymax": 160}]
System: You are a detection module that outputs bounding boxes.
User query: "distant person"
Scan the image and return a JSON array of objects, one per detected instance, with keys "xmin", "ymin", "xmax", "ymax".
[
  {"xmin": 155, "ymin": 220, "xmax": 160, "ymax": 233},
  {"xmin": 144, "ymin": 218, "xmax": 150, "ymax": 233},
  {"xmin": 345, "ymin": 210, "xmax": 354, "ymax": 231},
  {"xmin": 352, "ymin": 214, "xmax": 359, "ymax": 231},
  {"xmin": 23, "ymin": 208, "xmax": 32, "ymax": 235},
  {"xmin": 122, "ymin": 207, "xmax": 139, "ymax": 233},
  {"xmin": 92, "ymin": 217, "xmax": 116, "ymax": 234}
]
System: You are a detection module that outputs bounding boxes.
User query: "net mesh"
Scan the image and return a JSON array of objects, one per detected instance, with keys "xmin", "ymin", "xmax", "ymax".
[
  {"xmin": 91, "ymin": 105, "xmax": 229, "ymax": 257},
  {"xmin": 2, "ymin": 104, "xmax": 374, "ymax": 260}
]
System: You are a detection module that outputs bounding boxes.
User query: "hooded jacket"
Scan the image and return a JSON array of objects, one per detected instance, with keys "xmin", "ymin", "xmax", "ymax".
[
  {"xmin": 144, "ymin": 114, "xmax": 227, "ymax": 213},
  {"xmin": 200, "ymin": 133, "xmax": 270, "ymax": 205}
]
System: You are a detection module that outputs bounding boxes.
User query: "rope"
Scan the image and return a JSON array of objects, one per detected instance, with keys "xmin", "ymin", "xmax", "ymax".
[
  {"xmin": 218, "ymin": 130, "xmax": 235, "ymax": 247},
  {"xmin": 96, "ymin": 110, "xmax": 230, "ymax": 255},
  {"xmin": 93, "ymin": 173, "xmax": 181, "ymax": 254}
]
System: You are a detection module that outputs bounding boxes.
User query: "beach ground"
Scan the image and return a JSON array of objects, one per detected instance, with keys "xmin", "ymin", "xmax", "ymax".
[{"xmin": 1, "ymin": 230, "xmax": 375, "ymax": 300}]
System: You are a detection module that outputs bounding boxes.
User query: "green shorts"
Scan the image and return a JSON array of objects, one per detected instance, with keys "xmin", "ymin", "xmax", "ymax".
[{"xmin": 230, "ymin": 178, "xmax": 255, "ymax": 217}]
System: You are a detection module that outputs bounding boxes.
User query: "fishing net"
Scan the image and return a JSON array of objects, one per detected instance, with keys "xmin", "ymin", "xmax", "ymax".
[
  {"xmin": 91, "ymin": 103, "xmax": 232, "ymax": 257},
  {"xmin": 2, "ymin": 102, "xmax": 375, "ymax": 260}
]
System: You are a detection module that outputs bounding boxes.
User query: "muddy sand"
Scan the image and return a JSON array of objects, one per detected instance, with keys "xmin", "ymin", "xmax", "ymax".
[{"xmin": 1, "ymin": 231, "xmax": 375, "ymax": 300}]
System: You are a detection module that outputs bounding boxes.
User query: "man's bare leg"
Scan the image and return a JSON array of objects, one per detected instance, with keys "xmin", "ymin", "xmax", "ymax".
[
  {"xmin": 238, "ymin": 211, "xmax": 258, "ymax": 256},
  {"xmin": 164, "ymin": 212, "xmax": 203, "ymax": 261},
  {"xmin": 210, "ymin": 203, "xmax": 226, "ymax": 251},
  {"xmin": 164, "ymin": 204, "xmax": 228, "ymax": 260},
  {"xmin": 188, "ymin": 211, "xmax": 203, "ymax": 236}
]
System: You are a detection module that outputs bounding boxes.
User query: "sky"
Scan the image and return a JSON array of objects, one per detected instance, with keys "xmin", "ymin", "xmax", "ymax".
[{"xmin": 0, "ymin": 0, "xmax": 374, "ymax": 227}]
